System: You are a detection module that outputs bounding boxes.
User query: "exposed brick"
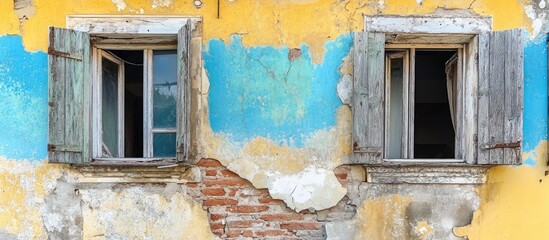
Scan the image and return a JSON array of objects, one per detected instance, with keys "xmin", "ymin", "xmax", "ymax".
[
  {"xmin": 226, "ymin": 230, "xmax": 242, "ymax": 238},
  {"xmin": 197, "ymin": 159, "xmax": 222, "ymax": 167},
  {"xmin": 201, "ymin": 188, "xmax": 226, "ymax": 196},
  {"xmin": 210, "ymin": 223, "xmax": 225, "ymax": 230},
  {"xmin": 203, "ymin": 198, "xmax": 238, "ymax": 206},
  {"xmin": 259, "ymin": 196, "xmax": 284, "ymax": 204},
  {"xmin": 204, "ymin": 179, "xmax": 249, "ymax": 187},
  {"xmin": 211, "ymin": 229, "xmax": 224, "ymax": 236},
  {"xmin": 227, "ymin": 205, "xmax": 269, "ymax": 213},
  {"xmin": 226, "ymin": 230, "xmax": 254, "ymax": 238},
  {"xmin": 280, "ymin": 222, "xmax": 320, "ymax": 230},
  {"xmin": 242, "ymin": 230, "xmax": 254, "ymax": 237},
  {"xmin": 335, "ymin": 173, "xmax": 348, "ymax": 180},
  {"xmin": 210, "ymin": 214, "xmax": 226, "ymax": 222},
  {"xmin": 260, "ymin": 214, "xmax": 304, "ymax": 221},
  {"xmin": 256, "ymin": 230, "xmax": 288, "ymax": 237},
  {"xmin": 220, "ymin": 169, "xmax": 240, "ymax": 177},
  {"xmin": 227, "ymin": 220, "xmax": 262, "ymax": 228},
  {"xmin": 228, "ymin": 188, "xmax": 238, "ymax": 197},
  {"xmin": 205, "ymin": 169, "xmax": 217, "ymax": 176},
  {"xmin": 186, "ymin": 182, "xmax": 198, "ymax": 188}
]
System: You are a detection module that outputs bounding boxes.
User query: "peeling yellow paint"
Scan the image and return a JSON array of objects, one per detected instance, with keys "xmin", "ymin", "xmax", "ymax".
[
  {"xmin": 414, "ymin": 220, "xmax": 434, "ymax": 240},
  {"xmin": 14, "ymin": 0, "xmax": 535, "ymax": 61},
  {"xmin": 0, "ymin": 0, "xmax": 20, "ymax": 35},
  {"xmin": 355, "ymin": 195, "xmax": 413, "ymax": 240},
  {"xmin": 455, "ymin": 141, "xmax": 549, "ymax": 239},
  {"xmin": 0, "ymin": 158, "xmax": 64, "ymax": 238},
  {"xmin": 82, "ymin": 188, "xmax": 215, "ymax": 240}
]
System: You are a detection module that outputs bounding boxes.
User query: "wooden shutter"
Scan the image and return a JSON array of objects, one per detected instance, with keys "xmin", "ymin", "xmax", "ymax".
[
  {"xmin": 477, "ymin": 29, "xmax": 524, "ymax": 164},
  {"xmin": 47, "ymin": 27, "xmax": 91, "ymax": 164},
  {"xmin": 352, "ymin": 32, "xmax": 385, "ymax": 164},
  {"xmin": 176, "ymin": 20, "xmax": 192, "ymax": 162}
]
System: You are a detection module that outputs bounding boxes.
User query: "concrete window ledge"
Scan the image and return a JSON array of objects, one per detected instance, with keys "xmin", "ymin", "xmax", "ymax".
[
  {"xmin": 366, "ymin": 166, "xmax": 488, "ymax": 184},
  {"xmin": 74, "ymin": 165, "xmax": 201, "ymax": 184}
]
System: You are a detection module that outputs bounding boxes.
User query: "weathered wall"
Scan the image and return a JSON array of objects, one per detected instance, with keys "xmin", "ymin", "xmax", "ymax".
[{"xmin": 0, "ymin": 0, "xmax": 548, "ymax": 239}]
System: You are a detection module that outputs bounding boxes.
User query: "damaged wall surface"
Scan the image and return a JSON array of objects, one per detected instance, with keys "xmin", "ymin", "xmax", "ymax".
[{"xmin": 0, "ymin": 0, "xmax": 549, "ymax": 239}]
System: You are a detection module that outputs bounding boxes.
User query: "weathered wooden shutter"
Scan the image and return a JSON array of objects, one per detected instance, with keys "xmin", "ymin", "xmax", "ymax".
[
  {"xmin": 477, "ymin": 29, "xmax": 524, "ymax": 164},
  {"xmin": 47, "ymin": 27, "xmax": 91, "ymax": 164},
  {"xmin": 176, "ymin": 20, "xmax": 192, "ymax": 162},
  {"xmin": 351, "ymin": 32, "xmax": 385, "ymax": 164}
]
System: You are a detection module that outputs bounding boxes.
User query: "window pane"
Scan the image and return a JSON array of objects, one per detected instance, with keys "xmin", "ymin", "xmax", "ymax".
[
  {"xmin": 387, "ymin": 57, "xmax": 404, "ymax": 159},
  {"xmin": 153, "ymin": 50, "xmax": 177, "ymax": 128},
  {"xmin": 102, "ymin": 57, "xmax": 119, "ymax": 157},
  {"xmin": 153, "ymin": 133, "xmax": 176, "ymax": 157}
]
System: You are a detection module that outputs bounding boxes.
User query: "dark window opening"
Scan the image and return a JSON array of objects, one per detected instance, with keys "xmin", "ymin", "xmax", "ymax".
[
  {"xmin": 110, "ymin": 50, "xmax": 144, "ymax": 157},
  {"xmin": 414, "ymin": 50, "xmax": 457, "ymax": 158}
]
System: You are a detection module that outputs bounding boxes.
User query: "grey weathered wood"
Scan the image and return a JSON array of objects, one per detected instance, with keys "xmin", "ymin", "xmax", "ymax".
[
  {"xmin": 176, "ymin": 20, "xmax": 192, "ymax": 162},
  {"xmin": 352, "ymin": 32, "xmax": 385, "ymax": 164},
  {"xmin": 48, "ymin": 27, "xmax": 91, "ymax": 164},
  {"xmin": 477, "ymin": 29, "xmax": 524, "ymax": 165},
  {"xmin": 463, "ymin": 35, "xmax": 479, "ymax": 164}
]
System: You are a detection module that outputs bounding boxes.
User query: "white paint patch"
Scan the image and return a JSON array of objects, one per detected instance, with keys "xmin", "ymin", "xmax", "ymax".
[
  {"xmin": 267, "ymin": 167, "xmax": 347, "ymax": 212},
  {"xmin": 524, "ymin": 5, "xmax": 547, "ymax": 39},
  {"xmin": 152, "ymin": 0, "xmax": 174, "ymax": 9},
  {"xmin": 336, "ymin": 74, "xmax": 352, "ymax": 105},
  {"xmin": 416, "ymin": 0, "xmax": 423, "ymax": 5},
  {"xmin": 111, "ymin": 0, "xmax": 127, "ymax": 11},
  {"xmin": 540, "ymin": 0, "xmax": 546, "ymax": 9}
]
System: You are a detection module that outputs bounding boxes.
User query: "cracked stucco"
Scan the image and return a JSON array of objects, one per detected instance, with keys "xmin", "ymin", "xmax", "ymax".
[{"xmin": 0, "ymin": 158, "xmax": 215, "ymax": 239}]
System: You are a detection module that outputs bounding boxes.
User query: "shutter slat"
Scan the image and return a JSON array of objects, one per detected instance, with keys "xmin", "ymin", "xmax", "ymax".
[
  {"xmin": 176, "ymin": 20, "xmax": 192, "ymax": 162},
  {"xmin": 477, "ymin": 29, "xmax": 524, "ymax": 165},
  {"xmin": 48, "ymin": 27, "xmax": 91, "ymax": 164},
  {"xmin": 503, "ymin": 29, "xmax": 524, "ymax": 164},
  {"xmin": 352, "ymin": 32, "xmax": 385, "ymax": 164}
]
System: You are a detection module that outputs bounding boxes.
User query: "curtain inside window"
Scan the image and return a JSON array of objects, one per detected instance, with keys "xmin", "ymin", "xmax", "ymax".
[{"xmin": 445, "ymin": 53, "xmax": 458, "ymax": 131}]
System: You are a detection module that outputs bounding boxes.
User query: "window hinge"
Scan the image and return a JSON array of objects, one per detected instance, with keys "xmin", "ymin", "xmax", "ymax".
[
  {"xmin": 353, "ymin": 146, "xmax": 382, "ymax": 154},
  {"xmin": 480, "ymin": 141, "xmax": 520, "ymax": 150},
  {"xmin": 48, "ymin": 144, "xmax": 82, "ymax": 152},
  {"xmin": 48, "ymin": 48, "xmax": 83, "ymax": 61}
]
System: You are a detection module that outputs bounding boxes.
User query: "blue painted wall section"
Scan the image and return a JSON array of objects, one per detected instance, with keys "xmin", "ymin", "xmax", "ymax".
[
  {"xmin": 523, "ymin": 34, "xmax": 549, "ymax": 166},
  {"xmin": 0, "ymin": 35, "xmax": 48, "ymax": 160},
  {"xmin": 205, "ymin": 34, "xmax": 353, "ymax": 146}
]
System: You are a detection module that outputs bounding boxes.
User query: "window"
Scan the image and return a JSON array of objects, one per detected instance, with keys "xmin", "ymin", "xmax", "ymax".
[
  {"xmin": 352, "ymin": 16, "xmax": 524, "ymax": 166},
  {"xmin": 47, "ymin": 18, "xmax": 193, "ymax": 166}
]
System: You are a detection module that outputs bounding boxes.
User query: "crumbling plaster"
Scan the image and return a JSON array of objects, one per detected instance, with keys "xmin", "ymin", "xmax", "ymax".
[
  {"xmin": 0, "ymin": 0, "xmax": 549, "ymax": 238},
  {"xmin": 0, "ymin": 158, "xmax": 216, "ymax": 239}
]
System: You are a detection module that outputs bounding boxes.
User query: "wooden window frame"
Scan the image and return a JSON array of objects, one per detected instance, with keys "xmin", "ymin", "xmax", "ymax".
[
  {"xmin": 92, "ymin": 45, "xmax": 179, "ymax": 162},
  {"xmin": 63, "ymin": 15, "xmax": 200, "ymax": 166},
  {"xmin": 383, "ymin": 45, "xmax": 466, "ymax": 163}
]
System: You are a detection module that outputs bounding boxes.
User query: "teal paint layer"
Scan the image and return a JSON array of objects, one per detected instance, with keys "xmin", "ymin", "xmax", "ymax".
[
  {"xmin": 523, "ymin": 34, "xmax": 548, "ymax": 166},
  {"xmin": 205, "ymin": 34, "xmax": 353, "ymax": 146},
  {"xmin": 0, "ymin": 35, "xmax": 47, "ymax": 160}
]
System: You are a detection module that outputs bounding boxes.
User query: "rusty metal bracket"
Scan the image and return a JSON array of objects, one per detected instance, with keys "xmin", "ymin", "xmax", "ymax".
[
  {"xmin": 480, "ymin": 141, "xmax": 520, "ymax": 150},
  {"xmin": 48, "ymin": 144, "xmax": 82, "ymax": 152},
  {"xmin": 48, "ymin": 48, "xmax": 83, "ymax": 61},
  {"xmin": 353, "ymin": 146, "xmax": 382, "ymax": 155}
]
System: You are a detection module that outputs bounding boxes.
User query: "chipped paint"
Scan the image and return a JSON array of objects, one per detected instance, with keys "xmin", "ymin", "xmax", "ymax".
[
  {"xmin": 111, "ymin": 0, "xmax": 127, "ymax": 11},
  {"xmin": 152, "ymin": 0, "xmax": 174, "ymax": 9},
  {"xmin": 1, "ymin": 0, "xmax": 549, "ymax": 238},
  {"xmin": 414, "ymin": 221, "xmax": 434, "ymax": 239}
]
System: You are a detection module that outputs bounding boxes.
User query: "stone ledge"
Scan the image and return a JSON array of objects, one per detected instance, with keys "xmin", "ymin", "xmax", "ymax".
[
  {"xmin": 74, "ymin": 165, "xmax": 201, "ymax": 183},
  {"xmin": 366, "ymin": 166, "xmax": 488, "ymax": 184}
]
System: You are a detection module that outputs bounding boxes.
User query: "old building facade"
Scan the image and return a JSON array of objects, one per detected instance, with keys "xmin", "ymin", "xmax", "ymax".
[{"xmin": 0, "ymin": 0, "xmax": 548, "ymax": 239}]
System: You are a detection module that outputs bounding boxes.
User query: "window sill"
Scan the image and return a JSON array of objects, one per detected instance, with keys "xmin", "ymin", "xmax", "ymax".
[
  {"xmin": 366, "ymin": 165, "xmax": 488, "ymax": 184},
  {"xmin": 73, "ymin": 160, "xmax": 200, "ymax": 183}
]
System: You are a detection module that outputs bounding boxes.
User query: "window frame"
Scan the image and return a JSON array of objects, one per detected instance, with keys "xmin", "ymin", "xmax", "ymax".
[
  {"xmin": 383, "ymin": 45, "xmax": 466, "ymax": 163},
  {"xmin": 92, "ymin": 45, "xmax": 180, "ymax": 162},
  {"xmin": 52, "ymin": 15, "xmax": 201, "ymax": 166},
  {"xmin": 353, "ymin": 15, "xmax": 524, "ymax": 173}
]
